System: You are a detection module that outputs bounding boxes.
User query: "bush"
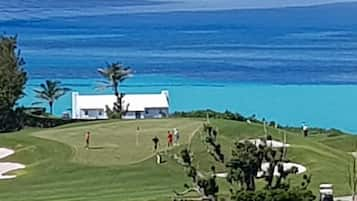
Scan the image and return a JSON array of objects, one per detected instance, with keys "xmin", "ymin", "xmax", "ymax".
[
  {"xmin": 23, "ymin": 113, "xmax": 74, "ymax": 128},
  {"xmin": 172, "ymin": 110, "xmax": 252, "ymax": 122},
  {"xmin": 0, "ymin": 108, "xmax": 24, "ymax": 132},
  {"xmin": 232, "ymin": 188, "xmax": 315, "ymax": 201},
  {"xmin": 267, "ymin": 135, "xmax": 273, "ymax": 141}
]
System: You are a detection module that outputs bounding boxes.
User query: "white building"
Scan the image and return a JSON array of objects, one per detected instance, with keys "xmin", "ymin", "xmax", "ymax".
[{"xmin": 71, "ymin": 91, "xmax": 169, "ymax": 120}]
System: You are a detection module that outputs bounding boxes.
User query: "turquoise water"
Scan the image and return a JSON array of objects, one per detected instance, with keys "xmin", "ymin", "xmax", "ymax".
[
  {"xmin": 21, "ymin": 76, "xmax": 357, "ymax": 134},
  {"xmin": 3, "ymin": 2, "xmax": 357, "ymax": 133}
]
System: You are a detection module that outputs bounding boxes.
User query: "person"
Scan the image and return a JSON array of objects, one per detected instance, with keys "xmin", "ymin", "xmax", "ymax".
[
  {"xmin": 302, "ymin": 123, "xmax": 308, "ymax": 137},
  {"xmin": 85, "ymin": 131, "xmax": 90, "ymax": 149},
  {"xmin": 167, "ymin": 130, "xmax": 173, "ymax": 147},
  {"xmin": 156, "ymin": 153, "xmax": 162, "ymax": 164},
  {"xmin": 136, "ymin": 126, "xmax": 140, "ymax": 146},
  {"xmin": 174, "ymin": 128, "xmax": 180, "ymax": 145},
  {"xmin": 152, "ymin": 136, "xmax": 160, "ymax": 152}
]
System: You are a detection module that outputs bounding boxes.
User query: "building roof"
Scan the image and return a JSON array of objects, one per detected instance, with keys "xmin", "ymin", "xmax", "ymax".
[{"xmin": 74, "ymin": 91, "xmax": 169, "ymax": 112}]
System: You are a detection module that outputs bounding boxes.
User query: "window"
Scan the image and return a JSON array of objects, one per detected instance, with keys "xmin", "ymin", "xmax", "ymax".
[
  {"xmin": 84, "ymin": 110, "xmax": 88, "ymax": 115},
  {"xmin": 99, "ymin": 111, "xmax": 103, "ymax": 116}
]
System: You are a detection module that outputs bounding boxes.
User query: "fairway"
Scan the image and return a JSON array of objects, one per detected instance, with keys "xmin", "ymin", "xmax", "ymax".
[
  {"xmin": 33, "ymin": 118, "xmax": 203, "ymax": 166},
  {"xmin": 0, "ymin": 118, "xmax": 357, "ymax": 200}
]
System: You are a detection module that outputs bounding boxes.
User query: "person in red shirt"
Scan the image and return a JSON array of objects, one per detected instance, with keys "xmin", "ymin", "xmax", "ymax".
[{"xmin": 167, "ymin": 130, "xmax": 173, "ymax": 147}]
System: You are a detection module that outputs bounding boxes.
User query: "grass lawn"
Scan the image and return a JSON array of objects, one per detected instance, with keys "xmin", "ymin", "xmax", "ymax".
[
  {"xmin": 0, "ymin": 118, "xmax": 356, "ymax": 200},
  {"xmin": 33, "ymin": 118, "xmax": 202, "ymax": 166}
]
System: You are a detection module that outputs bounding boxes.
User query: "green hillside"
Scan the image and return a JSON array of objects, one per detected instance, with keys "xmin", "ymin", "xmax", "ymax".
[{"xmin": 0, "ymin": 118, "xmax": 355, "ymax": 200}]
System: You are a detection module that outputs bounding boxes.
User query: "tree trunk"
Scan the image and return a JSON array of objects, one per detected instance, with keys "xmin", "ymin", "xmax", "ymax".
[
  {"xmin": 113, "ymin": 82, "xmax": 121, "ymax": 113},
  {"xmin": 49, "ymin": 101, "xmax": 53, "ymax": 114}
]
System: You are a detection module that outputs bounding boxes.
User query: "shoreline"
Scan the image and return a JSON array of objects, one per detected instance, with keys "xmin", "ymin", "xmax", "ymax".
[{"xmin": 20, "ymin": 77, "xmax": 357, "ymax": 134}]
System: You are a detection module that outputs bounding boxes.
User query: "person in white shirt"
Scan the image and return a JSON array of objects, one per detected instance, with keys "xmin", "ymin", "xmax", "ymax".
[
  {"xmin": 174, "ymin": 128, "xmax": 180, "ymax": 145},
  {"xmin": 302, "ymin": 123, "xmax": 308, "ymax": 137}
]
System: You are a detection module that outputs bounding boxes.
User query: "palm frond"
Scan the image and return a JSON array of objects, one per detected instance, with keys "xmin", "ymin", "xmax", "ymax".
[
  {"xmin": 33, "ymin": 80, "xmax": 71, "ymax": 111},
  {"xmin": 31, "ymin": 101, "xmax": 44, "ymax": 105}
]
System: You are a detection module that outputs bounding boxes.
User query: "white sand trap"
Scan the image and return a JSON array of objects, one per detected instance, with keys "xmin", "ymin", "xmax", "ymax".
[
  {"xmin": 215, "ymin": 162, "xmax": 306, "ymax": 178},
  {"xmin": 258, "ymin": 162, "xmax": 306, "ymax": 177},
  {"xmin": 0, "ymin": 148, "xmax": 25, "ymax": 180},
  {"xmin": 241, "ymin": 139, "xmax": 290, "ymax": 148},
  {"xmin": 215, "ymin": 173, "xmax": 228, "ymax": 178}
]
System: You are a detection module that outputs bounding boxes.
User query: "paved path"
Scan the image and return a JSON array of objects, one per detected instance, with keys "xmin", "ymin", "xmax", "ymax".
[{"xmin": 335, "ymin": 196, "xmax": 352, "ymax": 201}]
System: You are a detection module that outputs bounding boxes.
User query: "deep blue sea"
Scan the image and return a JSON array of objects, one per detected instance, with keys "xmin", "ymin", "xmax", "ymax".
[{"xmin": 1, "ymin": 2, "xmax": 357, "ymax": 133}]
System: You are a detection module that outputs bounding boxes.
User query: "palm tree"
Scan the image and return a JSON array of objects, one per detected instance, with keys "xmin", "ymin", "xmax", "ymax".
[
  {"xmin": 97, "ymin": 62, "xmax": 132, "ymax": 114},
  {"xmin": 33, "ymin": 80, "xmax": 70, "ymax": 114}
]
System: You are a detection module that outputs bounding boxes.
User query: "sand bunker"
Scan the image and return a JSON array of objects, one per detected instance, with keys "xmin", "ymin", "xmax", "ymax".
[
  {"xmin": 241, "ymin": 139, "xmax": 290, "ymax": 148},
  {"xmin": 258, "ymin": 162, "xmax": 306, "ymax": 177},
  {"xmin": 0, "ymin": 148, "xmax": 25, "ymax": 179},
  {"xmin": 215, "ymin": 173, "xmax": 228, "ymax": 178},
  {"xmin": 215, "ymin": 162, "xmax": 306, "ymax": 178}
]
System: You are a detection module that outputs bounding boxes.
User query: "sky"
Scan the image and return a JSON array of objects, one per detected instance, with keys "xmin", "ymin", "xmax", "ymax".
[{"xmin": 1, "ymin": 0, "xmax": 357, "ymax": 21}]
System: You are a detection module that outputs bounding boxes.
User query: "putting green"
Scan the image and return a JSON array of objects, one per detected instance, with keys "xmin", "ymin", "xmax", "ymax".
[{"xmin": 33, "ymin": 118, "xmax": 203, "ymax": 166}]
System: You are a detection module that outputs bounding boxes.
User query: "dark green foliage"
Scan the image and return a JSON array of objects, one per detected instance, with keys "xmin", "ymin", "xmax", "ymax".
[
  {"xmin": 33, "ymin": 80, "xmax": 70, "ymax": 114},
  {"xmin": 23, "ymin": 112, "xmax": 74, "ymax": 128},
  {"xmin": 173, "ymin": 110, "xmax": 255, "ymax": 123},
  {"xmin": 267, "ymin": 135, "xmax": 273, "ymax": 141},
  {"xmin": 197, "ymin": 176, "xmax": 219, "ymax": 197},
  {"xmin": 203, "ymin": 123, "xmax": 225, "ymax": 163},
  {"xmin": 0, "ymin": 35, "xmax": 27, "ymax": 132},
  {"xmin": 177, "ymin": 148, "xmax": 219, "ymax": 200},
  {"xmin": 283, "ymin": 126, "xmax": 344, "ymax": 136},
  {"xmin": 227, "ymin": 139, "xmax": 305, "ymax": 191},
  {"xmin": 105, "ymin": 105, "xmax": 123, "ymax": 119},
  {"xmin": 0, "ymin": 108, "xmax": 24, "ymax": 132},
  {"xmin": 174, "ymin": 110, "xmax": 345, "ymax": 137},
  {"xmin": 232, "ymin": 187, "xmax": 315, "ymax": 201},
  {"xmin": 0, "ymin": 35, "xmax": 27, "ymax": 111},
  {"xmin": 97, "ymin": 62, "xmax": 132, "ymax": 117},
  {"xmin": 227, "ymin": 138, "xmax": 315, "ymax": 201},
  {"xmin": 180, "ymin": 148, "xmax": 192, "ymax": 166},
  {"xmin": 227, "ymin": 141, "xmax": 263, "ymax": 191}
]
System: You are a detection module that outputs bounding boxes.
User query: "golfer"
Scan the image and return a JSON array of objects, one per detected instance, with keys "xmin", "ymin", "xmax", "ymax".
[
  {"xmin": 85, "ymin": 131, "xmax": 90, "ymax": 149},
  {"xmin": 152, "ymin": 136, "xmax": 160, "ymax": 152}
]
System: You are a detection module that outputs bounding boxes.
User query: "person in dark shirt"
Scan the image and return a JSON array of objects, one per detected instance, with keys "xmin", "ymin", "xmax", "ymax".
[{"xmin": 152, "ymin": 136, "xmax": 160, "ymax": 152}]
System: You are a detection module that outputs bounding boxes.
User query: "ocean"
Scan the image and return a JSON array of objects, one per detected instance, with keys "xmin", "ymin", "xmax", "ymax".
[{"xmin": 1, "ymin": 2, "xmax": 357, "ymax": 133}]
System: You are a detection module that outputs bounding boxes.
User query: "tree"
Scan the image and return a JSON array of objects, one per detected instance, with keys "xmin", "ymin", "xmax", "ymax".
[
  {"xmin": 227, "ymin": 138, "xmax": 315, "ymax": 201},
  {"xmin": 33, "ymin": 80, "xmax": 70, "ymax": 114},
  {"xmin": 173, "ymin": 148, "xmax": 219, "ymax": 201},
  {"xmin": 97, "ymin": 62, "xmax": 132, "ymax": 117},
  {"xmin": 0, "ymin": 35, "xmax": 27, "ymax": 111},
  {"xmin": 0, "ymin": 35, "xmax": 27, "ymax": 132}
]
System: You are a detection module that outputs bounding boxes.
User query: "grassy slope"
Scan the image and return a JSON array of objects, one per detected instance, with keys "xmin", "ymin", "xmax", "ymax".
[
  {"xmin": 0, "ymin": 119, "xmax": 201, "ymax": 201},
  {"xmin": 0, "ymin": 118, "xmax": 356, "ymax": 200},
  {"xmin": 190, "ymin": 119, "xmax": 356, "ymax": 196}
]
